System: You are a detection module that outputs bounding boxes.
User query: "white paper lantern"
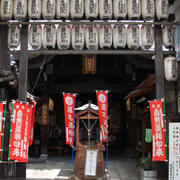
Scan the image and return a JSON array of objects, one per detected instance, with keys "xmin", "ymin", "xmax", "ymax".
[
  {"xmin": 29, "ymin": 25, "xmax": 42, "ymax": 49},
  {"xmin": 99, "ymin": 0, "xmax": 113, "ymax": 20},
  {"xmin": 85, "ymin": 0, "xmax": 98, "ymax": 19},
  {"xmin": 127, "ymin": 25, "xmax": 139, "ymax": 49},
  {"xmin": 164, "ymin": 56, "xmax": 178, "ymax": 81},
  {"xmin": 113, "ymin": 0, "xmax": 127, "ymax": 19},
  {"xmin": 8, "ymin": 25, "xmax": 20, "ymax": 48},
  {"xmin": 72, "ymin": 25, "xmax": 85, "ymax": 50},
  {"xmin": 113, "ymin": 25, "xmax": 126, "ymax": 49},
  {"xmin": 127, "ymin": 0, "xmax": 141, "ymax": 19},
  {"xmin": 85, "ymin": 25, "xmax": 98, "ymax": 50},
  {"xmin": 28, "ymin": 0, "xmax": 41, "ymax": 19},
  {"xmin": 14, "ymin": 0, "xmax": 27, "ymax": 20},
  {"xmin": 71, "ymin": 0, "xmax": 84, "ymax": 19},
  {"xmin": 141, "ymin": 0, "xmax": 155, "ymax": 20},
  {"xmin": 156, "ymin": 0, "xmax": 169, "ymax": 20},
  {"xmin": 42, "ymin": 0, "xmax": 56, "ymax": 20},
  {"xmin": 141, "ymin": 25, "xmax": 154, "ymax": 50},
  {"xmin": 0, "ymin": 0, "xmax": 14, "ymax": 21},
  {"xmin": 162, "ymin": 25, "xmax": 174, "ymax": 49},
  {"xmin": 99, "ymin": 25, "xmax": 112, "ymax": 49},
  {"xmin": 56, "ymin": 0, "xmax": 70, "ymax": 19},
  {"xmin": 43, "ymin": 25, "xmax": 56, "ymax": 49},
  {"xmin": 57, "ymin": 25, "xmax": 71, "ymax": 50}
]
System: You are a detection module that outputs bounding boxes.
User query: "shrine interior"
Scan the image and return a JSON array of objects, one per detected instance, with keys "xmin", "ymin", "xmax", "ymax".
[{"xmin": 11, "ymin": 54, "xmax": 155, "ymax": 158}]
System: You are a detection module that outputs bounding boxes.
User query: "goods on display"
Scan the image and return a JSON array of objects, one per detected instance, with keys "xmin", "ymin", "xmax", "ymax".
[{"xmin": 113, "ymin": 0, "xmax": 127, "ymax": 19}]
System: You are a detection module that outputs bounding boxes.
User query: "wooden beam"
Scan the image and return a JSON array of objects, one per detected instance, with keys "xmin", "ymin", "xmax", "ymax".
[
  {"xmin": 11, "ymin": 49, "xmax": 176, "ymax": 56},
  {"xmin": 18, "ymin": 24, "xmax": 29, "ymax": 179},
  {"xmin": 154, "ymin": 25, "xmax": 165, "ymax": 99},
  {"xmin": 18, "ymin": 25, "xmax": 28, "ymax": 101}
]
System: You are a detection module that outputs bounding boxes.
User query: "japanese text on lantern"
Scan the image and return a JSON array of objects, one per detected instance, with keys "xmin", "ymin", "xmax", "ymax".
[{"xmin": 149, "ymin": 100, "xmax": 166, "ymax": 161}]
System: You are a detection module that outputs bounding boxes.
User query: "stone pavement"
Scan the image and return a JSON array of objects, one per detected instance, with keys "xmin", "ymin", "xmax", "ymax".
[{"xmin": 26, "ymin": 154, "xmax": 140, "ymax": 180}]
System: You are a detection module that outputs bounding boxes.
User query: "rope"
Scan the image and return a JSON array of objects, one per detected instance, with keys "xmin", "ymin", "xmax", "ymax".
[{"xmin": 31, "ymin": 55, "xmax": 47, "ymax": 94}]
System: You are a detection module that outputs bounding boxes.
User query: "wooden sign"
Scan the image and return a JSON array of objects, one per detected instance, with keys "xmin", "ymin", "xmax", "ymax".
[
  {"xmin": 85, "ymin": 150, "xmax": 97, "ymax": 176},
  {"xmin": 169, "ymin": 123, "xmax": 180, "ymax": 180}
]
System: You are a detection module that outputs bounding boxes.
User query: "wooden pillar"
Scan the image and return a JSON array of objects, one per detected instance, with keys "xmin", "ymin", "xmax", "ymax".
[
  {"xmin": 0, "ymin": 25, "xmax": 12, "ymax": 179},
  {"xmin": 154, "ymin": 25, "xmax": 168, "ymax": 178},
  {"xmin": 154, "ymin": 25, "xmax": 165, "ymax": 99},
  {"xmin": 41, "ymin": 102, "xmax": 49, "ymax": 155},
  {"xmin": 0, "ymin": 25, "xmax": 10, "ymax": 71},
  {"xmin": 17, "ymin": 24, "xmax": 29, "ymax": 179}
]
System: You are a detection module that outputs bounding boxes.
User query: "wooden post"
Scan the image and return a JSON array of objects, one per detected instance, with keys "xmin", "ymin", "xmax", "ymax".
[
  {"xmin": 154, "ymin": 25, "xmax": 165, "ymax": 99},
  {"xmin": 17, "ymin": 24, "xmax": 29, "ymax": 179},
  {"xmin": 41, "ymin": 102, "xmax": 49, "ymax": 155},
  {"xmin": 0, "ymin": 25, "xmax": 12, "ymax": 179},
  {"xmin": 154, "ymin": 25, "xmax": 168, "ymax": 178},
  {"xmin": 0, "ymin": 25, "xmax": 10, "ymax": 71}
]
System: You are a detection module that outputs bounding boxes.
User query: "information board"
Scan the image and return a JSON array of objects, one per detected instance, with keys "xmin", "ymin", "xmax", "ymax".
[
  {"xmin": 169, "ymin": 123, "xmax": 180, "ymax": 180},
  {"xmin": 85, "ymin": 150, "xmax": 97, "ymax": 176}
]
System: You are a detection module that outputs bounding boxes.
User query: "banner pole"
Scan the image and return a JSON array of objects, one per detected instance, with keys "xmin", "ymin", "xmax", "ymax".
[
  {"xmin": 8, "ymin": 102, "xmax": 14, "ymax": 160},
  {"xmin": 106, "ymin": 92, "xmax": 109, "ymax": 168},
  {"xmin": 162, "ymin": 100, "xmax": 168, "ymax": 161},
  {"xmin": 1, "ymin": 102, "xmax": 7, "ymax": 161},
  {"xmin": 72, "ymin": 95, "xmax": 77, "ymax": 167}
]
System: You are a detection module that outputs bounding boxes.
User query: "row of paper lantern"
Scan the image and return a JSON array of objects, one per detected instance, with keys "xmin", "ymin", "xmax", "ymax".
[
  {"xmin": 0, "ymin": 0, "xmax": 169, "ymax": 21},
  {"xmin": 8, "ymin": 24, "xmax": 174, "ymax": 50}
]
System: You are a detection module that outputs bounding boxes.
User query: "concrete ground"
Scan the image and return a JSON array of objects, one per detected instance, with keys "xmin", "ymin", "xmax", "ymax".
[{"xmin": 26, "ymin": 153, "xmax": 140, "ymax": 180}]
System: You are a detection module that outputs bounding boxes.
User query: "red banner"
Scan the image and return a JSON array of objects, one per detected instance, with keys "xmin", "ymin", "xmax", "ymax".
[
  {"xmin": 63, "ymin": 93, "xmax": 76, "ymax": 147},
  {"xmin": 149, "ymin": 100, "xmax": 166, "ymax": 161},
  {"xmin": 29, "ymin": 102, "xmax": 36, "ymax": 146},
  {"xmin": 0, "ymin": 102, "xmax": 4, "ymax": 158},
  {"xmin": 18, "ymin": 105, "xmax": 33, "ymax": 162},
  {"xmin": 96, "ymin": 91, "xmax": 108, "ymax": 143},
  {"xmin": 9, "ymin": 102, "xmax": 28, "ymax": 162}
]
